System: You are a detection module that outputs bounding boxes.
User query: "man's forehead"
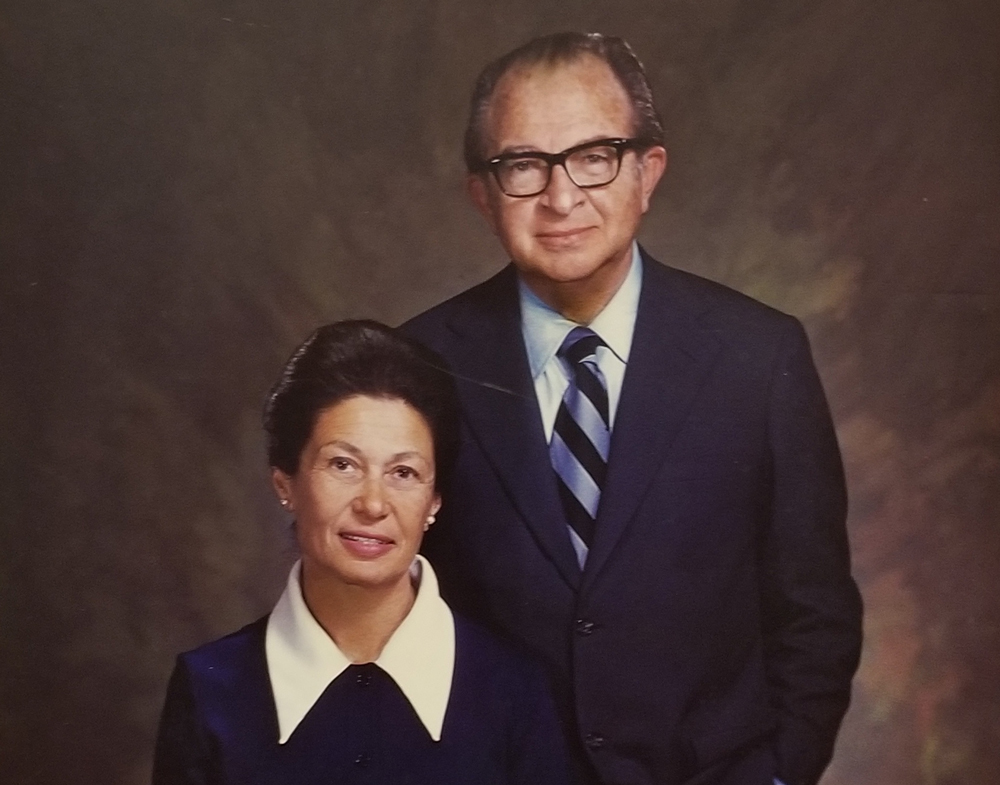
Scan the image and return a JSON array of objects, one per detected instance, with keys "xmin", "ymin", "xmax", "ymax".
[
  {"xmin": 483, "ymin": 56, "xmax": 633, "ymax": 149},
  {"xmin": 493, "ymin": 54, "xmax": 619, "ymax": 101}
]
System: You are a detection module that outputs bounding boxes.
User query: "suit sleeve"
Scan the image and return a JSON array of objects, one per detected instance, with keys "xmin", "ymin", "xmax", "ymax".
[
  {"xmin": 761, "ymin": 319, "xmax": 863, "ymax": 785},
  {"xmin": 152, "ymin": 658, "xmax": 213, "ymax": 785}
]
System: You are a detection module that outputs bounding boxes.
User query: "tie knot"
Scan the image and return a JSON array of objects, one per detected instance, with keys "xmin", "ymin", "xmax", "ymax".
[{"xmin": 558, "ymin": 327, "xmax": 605, "ymax": 366}]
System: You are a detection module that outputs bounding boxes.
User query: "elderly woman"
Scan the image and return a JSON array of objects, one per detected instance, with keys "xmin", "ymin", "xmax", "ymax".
[{"xmin": 153, "ymin": 320, "xmax": 572, "ymax": 785}]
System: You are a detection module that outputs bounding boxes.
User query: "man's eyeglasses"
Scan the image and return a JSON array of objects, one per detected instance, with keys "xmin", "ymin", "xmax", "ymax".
[{"xmin": 475, "ymin": 137, "xmax": 650, "ymax": 198}]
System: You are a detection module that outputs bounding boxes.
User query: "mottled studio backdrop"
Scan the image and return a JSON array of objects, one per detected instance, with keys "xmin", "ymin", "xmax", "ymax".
[{"xmin": 1, "ymin": 0, "xmax": 998, "ymax": 783}]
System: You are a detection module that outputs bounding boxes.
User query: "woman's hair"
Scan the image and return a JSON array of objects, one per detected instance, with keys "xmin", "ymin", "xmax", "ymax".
[{"xmin": 263, "ymin": 320, "xmax": 460, "ymax": 490}]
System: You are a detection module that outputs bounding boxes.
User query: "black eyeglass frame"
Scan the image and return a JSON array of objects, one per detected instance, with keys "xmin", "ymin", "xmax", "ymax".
[{"xmin": 474, "ymin": 137, "xmax": 656, "ymax": 198}]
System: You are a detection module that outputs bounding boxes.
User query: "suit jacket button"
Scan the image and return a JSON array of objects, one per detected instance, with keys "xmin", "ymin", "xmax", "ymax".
[
  {"xmin": 575, "ymin": 618, "xmax": 596, "ymax": 635},
  {"xmin": 584, "ymin": 732, "xmax": 605, "ymax": 750}
]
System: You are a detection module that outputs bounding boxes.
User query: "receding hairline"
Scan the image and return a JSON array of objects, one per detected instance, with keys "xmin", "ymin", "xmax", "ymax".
[{"xmin": 478, "ymin": 53, "xmax": 639, "ymax": 156}]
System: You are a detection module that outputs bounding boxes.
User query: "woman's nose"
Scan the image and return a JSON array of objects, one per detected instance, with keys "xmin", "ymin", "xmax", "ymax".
[{"xmin": 354, "ymin": 475, "xmax": 389, "ymax": 519}]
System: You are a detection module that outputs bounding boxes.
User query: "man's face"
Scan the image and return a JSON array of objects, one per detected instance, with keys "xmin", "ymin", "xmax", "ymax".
[{"xmin": 469, "ymin": 56, "xmax": 666, "ymax": 302}]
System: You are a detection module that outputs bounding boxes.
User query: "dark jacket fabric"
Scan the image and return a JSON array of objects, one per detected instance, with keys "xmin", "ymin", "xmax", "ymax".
[
  {"xmin": 153, "ymin": 614, "xmax": 574, "ymax": 785},
  {"xmin": 401, "ymin": 250, "xmax": 863, "ymax": 785}
]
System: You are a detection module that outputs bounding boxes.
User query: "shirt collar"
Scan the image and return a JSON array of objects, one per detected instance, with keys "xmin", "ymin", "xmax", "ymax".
[
  {"xmin": 519, "ymin": 242, "xmax": 643, "ymax": 379},
  {"xmin": 265, "ymin": 555, "xmax": 455, "ymax": 743}
]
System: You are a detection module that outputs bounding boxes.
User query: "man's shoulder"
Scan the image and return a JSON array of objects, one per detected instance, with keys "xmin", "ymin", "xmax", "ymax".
[
  {"xmin": 400, "ymin": 264, "xmax": 517, "ymax": 344},
  {"xmin": 643, "ymin": 253, "xmax": 802, "ymax": 339}
]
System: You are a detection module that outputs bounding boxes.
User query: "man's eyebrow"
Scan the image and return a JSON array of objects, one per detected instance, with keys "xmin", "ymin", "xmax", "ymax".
[
  {"xmin": 496, "ymin": 144, "xmax": 544, "ymax": 155},
  {"xmin": 495, "ymin": 135, "xmax": 622, "ymax": 156}
]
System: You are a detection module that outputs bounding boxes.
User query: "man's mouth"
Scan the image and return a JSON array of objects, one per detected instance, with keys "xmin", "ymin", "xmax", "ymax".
[
  {"xmin": 536, "ymin": 227, "xmax": 595, "ymax": 247},
  {"xmin": 538, "ymin": 227, "xmax": 592, "ymax": 238}
]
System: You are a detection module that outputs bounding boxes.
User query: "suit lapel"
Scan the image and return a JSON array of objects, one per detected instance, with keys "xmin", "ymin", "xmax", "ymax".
[
  {"xmin": 582, "ymin": 256, "xmax": 724, "ymax": 592},
  {"xmin": 445, "ymin": 268, "xmax": 582, "ymax": 590}
]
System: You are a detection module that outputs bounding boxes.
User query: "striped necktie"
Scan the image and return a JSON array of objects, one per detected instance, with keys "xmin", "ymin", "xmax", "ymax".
[{"xmin": 549, "ymin": 327, "xmax": 610, "ymax": 566}]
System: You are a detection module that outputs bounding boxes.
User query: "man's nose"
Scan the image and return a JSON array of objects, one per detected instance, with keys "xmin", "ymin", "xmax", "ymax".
[
  {"xmin": 354, "ymin": 474, "xmax": 389, "ymax": 519},
  {"xmin": 540, "ymin": 163, "xmax": 586, "ymax": 214}
]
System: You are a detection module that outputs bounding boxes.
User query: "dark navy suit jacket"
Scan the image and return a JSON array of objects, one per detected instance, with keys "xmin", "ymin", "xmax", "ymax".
[
  {"xmin": 402, "ymin": 250, "xmax": 863, "ymax": 785},
  {"xmin": 153, "ymin": 614, "xmax": 574, "ymax": 785}
]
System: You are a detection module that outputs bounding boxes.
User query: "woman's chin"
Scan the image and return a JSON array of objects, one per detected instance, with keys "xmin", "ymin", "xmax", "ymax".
[{"xmin": 307, "ymin": 553, "xmax": 411, "ymax": 593}]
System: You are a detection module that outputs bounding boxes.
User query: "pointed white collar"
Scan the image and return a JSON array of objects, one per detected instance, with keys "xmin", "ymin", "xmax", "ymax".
[{"xmin": 265, "ymin": 555, "xmax": 456, "ymax": 743}]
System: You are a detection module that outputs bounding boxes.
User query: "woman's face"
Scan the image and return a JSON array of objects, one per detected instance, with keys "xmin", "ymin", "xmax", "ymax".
[{"xmin": 272, "ymin": 395, "xmax": 441, "ymax": 594}]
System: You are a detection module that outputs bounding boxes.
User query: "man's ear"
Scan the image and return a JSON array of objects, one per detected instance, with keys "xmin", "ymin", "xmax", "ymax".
[
  {"xmin": 466, "ymin": 173, "xmax": 499, "ymax": 234},
  {"xmin": 638, "ymin": 145, "xmax": 668, "ymax": 213}
]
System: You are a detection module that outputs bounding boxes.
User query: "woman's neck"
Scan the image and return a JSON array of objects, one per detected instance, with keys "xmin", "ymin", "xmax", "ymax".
[{"xmin": 300, "ymin": 564, "xmax": 416, "ymax": 663}]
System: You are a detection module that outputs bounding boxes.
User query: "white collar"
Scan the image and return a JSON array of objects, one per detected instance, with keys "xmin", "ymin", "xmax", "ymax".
[
  {"xmin": 265, "ymin": 555, "xmax": 456, "ymax": 743},
  {"xmin": 519, "ymin": 242, "xmax": 643, "ymax": 379}
]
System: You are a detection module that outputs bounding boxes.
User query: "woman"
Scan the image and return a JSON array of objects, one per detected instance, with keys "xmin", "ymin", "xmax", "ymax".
[{"xmin": 153, "ymin": 320, "xmax": 572, "ymax": 785}]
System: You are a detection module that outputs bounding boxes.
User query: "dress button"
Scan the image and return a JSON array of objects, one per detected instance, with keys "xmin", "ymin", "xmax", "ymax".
[
  {"xmin": 584, "ymin": 732, "xmax": 605, "ymax": 750},
  {"xmin": 354, "ymin": 753, "xmax": 372, "ymax": 766},
  {"xmin": 355, "ymin": 671, "xmax": 372, "ymax": 687},
  {"xmin": 574, "ymin": 618, "xmax": 596, "ymax": 636}
]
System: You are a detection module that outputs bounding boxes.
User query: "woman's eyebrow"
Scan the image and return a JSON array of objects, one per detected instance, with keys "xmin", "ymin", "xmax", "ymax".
[{"xmin": 317, "ymin": 440, "xmax": 362, "ymax": 456}]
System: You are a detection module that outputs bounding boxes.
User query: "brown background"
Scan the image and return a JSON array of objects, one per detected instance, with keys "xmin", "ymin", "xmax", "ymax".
[{"xmin": 1, "ymin": 1, "xmax": 998, "ymax": 783}]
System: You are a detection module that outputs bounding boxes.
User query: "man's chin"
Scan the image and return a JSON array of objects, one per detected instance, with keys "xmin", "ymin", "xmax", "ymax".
[{"xmin": 522, "ymin": 260, "xmax": 604, "ymax": 288}]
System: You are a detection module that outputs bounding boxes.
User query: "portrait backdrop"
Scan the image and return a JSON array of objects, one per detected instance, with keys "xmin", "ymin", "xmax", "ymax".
[{"xmin": 1, "ymin": 1, "xmax": 998, "ymax": 783}]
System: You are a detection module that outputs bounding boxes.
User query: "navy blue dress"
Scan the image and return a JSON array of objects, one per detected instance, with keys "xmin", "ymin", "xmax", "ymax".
[{"xmin": 153, "ymin": 614, "xmax": 574, "ymax": 785}]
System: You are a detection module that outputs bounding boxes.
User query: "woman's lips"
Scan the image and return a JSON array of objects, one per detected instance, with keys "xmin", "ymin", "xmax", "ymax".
[{"xmin": 338, "ymin": 531, "xmax": 394, "ymax": 558}]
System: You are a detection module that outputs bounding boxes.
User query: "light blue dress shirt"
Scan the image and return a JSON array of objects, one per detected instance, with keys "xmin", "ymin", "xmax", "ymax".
[{"xmin": 518, "ymin": 242, "xmax": 642, "ymax": 442}]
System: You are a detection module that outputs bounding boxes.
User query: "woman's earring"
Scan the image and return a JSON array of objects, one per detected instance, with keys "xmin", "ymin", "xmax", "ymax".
[
  {"xmin": 280, "ymin": 499, "xmax": 290, "ymax": 510},
  {"xmin": 423, "ymin": 513, "xmax": 436, "ymax": 532}
]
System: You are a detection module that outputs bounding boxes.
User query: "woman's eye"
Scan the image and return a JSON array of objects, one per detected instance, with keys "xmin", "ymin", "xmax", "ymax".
[
  {"xmin": 392, "ymin": 465, "xmax": 417, "ymax": 480},
  {"xmin": 330, "ymin": 457, "xmax": 354, "ymax": 471}
]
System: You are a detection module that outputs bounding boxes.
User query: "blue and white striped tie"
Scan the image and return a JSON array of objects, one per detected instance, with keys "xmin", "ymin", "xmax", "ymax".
[{"xmin": 550, "ymin": 327, "xmax": 610, "ymax": 566}]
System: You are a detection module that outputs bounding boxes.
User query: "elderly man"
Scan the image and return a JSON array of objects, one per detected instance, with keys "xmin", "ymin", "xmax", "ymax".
[{"xmin": 403, "ymin": 32, "xmax": 862, "ymax": 785}]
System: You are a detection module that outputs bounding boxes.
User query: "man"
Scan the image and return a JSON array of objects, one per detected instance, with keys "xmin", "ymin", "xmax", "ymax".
[{"xmin": 403, "ymin": 32, "xmax": 862, "ymax": 785}]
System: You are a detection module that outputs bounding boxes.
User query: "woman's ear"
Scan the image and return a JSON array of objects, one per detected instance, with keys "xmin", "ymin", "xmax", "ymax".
[
  {"xmin": 423, "ymin": 495, "xmax": 443, "ymax": 532},
  {"xmin": 271, "ymin": 467, "xmax": 294, "ymax": 511}
]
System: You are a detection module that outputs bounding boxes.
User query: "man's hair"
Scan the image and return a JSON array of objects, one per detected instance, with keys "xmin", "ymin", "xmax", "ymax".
[
  {"xmin": 263, "ymin": 320, "xmax": 459, "ymax": 490},
  {"xmin": 463, "ymin": 32, "xmax": 665, "ymax": 172}
]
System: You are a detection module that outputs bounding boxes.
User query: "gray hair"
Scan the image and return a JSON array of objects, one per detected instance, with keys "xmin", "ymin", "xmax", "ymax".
[{"xmin": 463, "ymin": 32, "xmax": 664, "ymax": 172}]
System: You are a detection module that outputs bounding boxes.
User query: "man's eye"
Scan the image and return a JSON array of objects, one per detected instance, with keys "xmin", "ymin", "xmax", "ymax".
[
  {"xmin": 574, "ymin": 148, "xmax": 614, "ymax": 165},
  {"xmin": 507, "ymin": 158, "xmax": 542, "ymax": 172}
]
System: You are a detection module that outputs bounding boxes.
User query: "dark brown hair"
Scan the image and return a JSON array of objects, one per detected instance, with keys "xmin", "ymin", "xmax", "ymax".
[{"xmin": 264, "ymin": 320, "xmax": 459, "ymax": 490}]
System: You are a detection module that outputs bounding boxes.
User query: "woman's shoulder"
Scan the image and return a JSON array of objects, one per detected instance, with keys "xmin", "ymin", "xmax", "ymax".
[{"xmin": 175, "ymin": 615, "xmax": 270, "ymax": 688}]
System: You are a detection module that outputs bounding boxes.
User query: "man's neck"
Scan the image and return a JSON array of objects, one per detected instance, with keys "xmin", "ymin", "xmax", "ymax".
[{"xmin": 520, "ymin": 249, "xmax": 634, "ymax": 324}]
